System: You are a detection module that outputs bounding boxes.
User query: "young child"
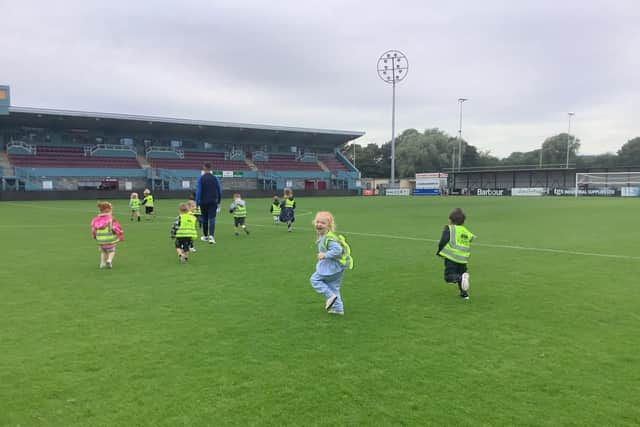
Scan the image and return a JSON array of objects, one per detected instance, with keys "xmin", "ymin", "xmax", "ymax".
[
  {"xmin": 187, "ymin": 199, "xmax": 198, "ymax": 252},
  {"xmin": 436, "ymin": 208, "xmax": 476, "ymax": 299},
  {"xmin": 189, "ymin": 193, "xmax": 202, "ymax": 230},
  {"xmin": 309, "ymin": 211, "xmax": 347, "ymax": 315},
  {"xmin": 141, "ymin": 189, "xmax": 155, "ymax": 220},
  {"xmin": 229, "ymin": 193, "xmax": 250, "ymax": 236},
  {"xmin": 170, "ymin": 202, "xmax": 198, "ymax": 264},
  {"xmin": 91, "ymin": 201, "xmax": 124, "ymax": 269},
  {"xmin": 270, "ymin": 195, "xmax": 281, "ymax": 224},
  {"xmin": 129, "ymin": 192, "xmax": 141, "ymax": 221},
  {"xmin": 279, "ymin": 188, "xmax": 296, "ymax": 232}
]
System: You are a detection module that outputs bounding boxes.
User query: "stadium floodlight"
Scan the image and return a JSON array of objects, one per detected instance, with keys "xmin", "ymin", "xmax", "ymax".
[
  {"xmin": 457, "ymin": 98, "xmax": 468, "ymax": 171},
  {"xmin": 377, "ymin": 50, "xmax": 409, "ymax": 187},
  {"xmin": 566, "ymin": 112, "xmax": 575, "ymax": 169}
]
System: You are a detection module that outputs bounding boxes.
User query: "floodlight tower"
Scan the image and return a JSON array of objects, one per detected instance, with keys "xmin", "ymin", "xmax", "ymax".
[
  {"xmin": 566, "ymin": 112, "xmax": 575, "ymax": 168},
  {"xmin": 457, "ymin": 98, "xmax": 468, "ymax": 171},
  {"xmin": 377, "ymin": 50, "xmax": 408, "ymax": 187}
]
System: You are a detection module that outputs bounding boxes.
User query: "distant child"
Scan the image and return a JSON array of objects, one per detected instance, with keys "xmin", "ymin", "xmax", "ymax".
[
  {"xmin": 129, "ymin": 192, "xmax": 141, "ymax": 221},
  {"xmin": 436, "ymin": 208, "xmax": 476, "ymax": 299},
  {"xmin": 186, "ymin": 199, "xmax": 199, "ymax": 252},
  {"xmin": 141, "ymin": 189, "xmax": 155, "ymax": 220},
  {"xmin": 279, "ymin": 188, "xmax": 296, "ymax": 232},
  {"xmin": 309, "ymin": 211, "xmax": 348, "ymax": 315},
  {"xmin": 189, "ymin": 193, "xmax": 202, "ymax": 230},
  {"xmin": 229, "ymin": 193, "xmax": 250, "ymax": 236},
  {"xmin": 171, "ymin": 202, "xmax": 198, "ymax": 264},
  {"xmin": 91, "ymin": 201, "xmax": 124, "ymax": 269},
  {"xmin": 270, "ymin": 195, "xmax": 281, "ymax": 224}
]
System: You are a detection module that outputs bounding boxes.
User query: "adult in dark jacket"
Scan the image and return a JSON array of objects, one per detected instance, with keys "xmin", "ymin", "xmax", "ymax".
[{"xmin": 195, "ymin": 162, "xmax": 222, "ymax": 244}]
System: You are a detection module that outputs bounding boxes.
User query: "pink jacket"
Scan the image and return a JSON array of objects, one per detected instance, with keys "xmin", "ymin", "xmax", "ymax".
[{"xmin": 91, "ymin": 214, "xmax": 124, "ymax": 241}]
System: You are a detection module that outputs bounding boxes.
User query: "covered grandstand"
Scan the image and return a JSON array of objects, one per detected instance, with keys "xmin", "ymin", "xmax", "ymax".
[{"xmin": 0, "ymin": 104, "xmax": 363, "ymax": 195}]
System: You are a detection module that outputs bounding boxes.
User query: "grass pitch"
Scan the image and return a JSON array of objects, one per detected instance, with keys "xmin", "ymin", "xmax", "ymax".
[{"xmin": 0, "ymin": 196, "xmax": 638, "ymax": 426}]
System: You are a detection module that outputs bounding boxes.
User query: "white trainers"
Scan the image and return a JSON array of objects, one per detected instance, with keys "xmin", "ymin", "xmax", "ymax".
[
  {"xmin": 106, "ymin": 261, "xmax": 112, "ymax": 269},
  {"xmin": 99, "ymin": 262, "xmax": 106, "ymax": 269},
  {"xmin": 461, "ymin": 272, "xmax": 470, "ymax": 291},
  {"xmin": 208, "ymin": 236, "xmax": 216, "ymax": 244},
  {"xmin": 327, "ymin": 309, "xmax": 344, "ymax": 316},
  {"xmin": 325, "ymin": 294, "xmax": 338, "ymax": 310},
  {"xmin": 189, "ymin": 247, "xmax": 196, "ymax": 252},
  {"xmin": 200, "ymin": 236, "xmax": 208, "ymax": 242}
]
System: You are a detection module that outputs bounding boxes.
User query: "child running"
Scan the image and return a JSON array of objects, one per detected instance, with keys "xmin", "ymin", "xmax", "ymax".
[
  {"xmin": 229, "ymin": 193, "xmax": 250, "ymax": 236},
  {"xmin": 141, "ymin": 189, "xmax": 155, "ymax": 220},
  {"xmin": 279, "ymin": 188, "xmax": 296, "ymax": 232},
  {"xmin": 91, "ymin": 201, "xmax": 124, "ymax": 269},
  {"xmin": 309, "ymin": 211, "xmax": 348, "ymax": 315},
  {"xmin": 436, "ymin": 208, "xmax": 476, "ymax": 299},
  {"xmin": 270, "ymin": 195, "xmax": 281, "ymax": 224},
  {"xmin": 187, "ymin": 199, "xmax": 199, "ymax": 252},
  {"xmin": 171, "ymin": 202, "xmax": 198, "ymax": 264},
  {"xmin": 129, "ymin": 192, "xmax": 141, "ymax": 222}
]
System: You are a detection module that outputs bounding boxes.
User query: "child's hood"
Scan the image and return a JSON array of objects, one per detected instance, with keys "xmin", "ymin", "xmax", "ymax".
[{"xmin": 91, "ymin": 214, "xmax": 113, "ymax": 228}]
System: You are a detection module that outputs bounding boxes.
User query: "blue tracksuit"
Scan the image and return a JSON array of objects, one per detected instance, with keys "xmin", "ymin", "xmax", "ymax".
[{"xmin": 310, "ymin": 234, "xmax": 345, "ymax": 312}]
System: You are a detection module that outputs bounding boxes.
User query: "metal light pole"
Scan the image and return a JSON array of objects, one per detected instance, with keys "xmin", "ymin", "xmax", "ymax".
[
  {"xmin": 566, "ymin": 112, "xmax": 575, "ymax": 168},
  {"xmin": 377, "ymin": 50, "xmax": 408, "ymax": 187},
  {"xmin": 457, "ymin": 98, "xmax": 468, "ymax": 171}
]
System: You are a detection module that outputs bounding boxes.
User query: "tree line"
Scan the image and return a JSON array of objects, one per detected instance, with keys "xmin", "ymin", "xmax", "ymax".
[{"xmin": 342, "ymin": 129, "xmax": 640, "ymax": 178}]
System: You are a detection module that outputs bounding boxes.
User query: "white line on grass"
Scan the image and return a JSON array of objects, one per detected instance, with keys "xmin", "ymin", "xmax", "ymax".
[{"xmin": 2, "ymin": 203, "xmax": 635, "ymax": 260}]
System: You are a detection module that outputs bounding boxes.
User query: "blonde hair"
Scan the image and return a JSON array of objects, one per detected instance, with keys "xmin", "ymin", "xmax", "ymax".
[
  {"xmin": 284, "ymin": 188, "xmax": 293, "ymax": 198},
  {"xmin": 97, "ymin": 201, "xmax": 112, "ymax": 213},
  {"xmin": 313, "ymin": 211, "xmax": 336, "ymax": 232},
  {"xmin": 179, "ymin": 202, "xmax": 190, "ymax": 213},
  {"xmin": 130, "ymin": 192, "xmax": 138, "ymax": 199},
  {"xmin": 186, "ymin": 200, "xmax": 196, "ymax": 209},
  {"xmin": 233, "ymin": 193, "xmax": 241, "ymax": 199},
  {"xmin": 143, "ymin": 189, "xmax": 151, "ymax": 194}
]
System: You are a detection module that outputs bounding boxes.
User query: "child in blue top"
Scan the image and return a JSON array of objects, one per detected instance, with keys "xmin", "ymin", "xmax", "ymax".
[{"xmin": 309, "ymin": 211, "xmax": 346, "ymax": 315}]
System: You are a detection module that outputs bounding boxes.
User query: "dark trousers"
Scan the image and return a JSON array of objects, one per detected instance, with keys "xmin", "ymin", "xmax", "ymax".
[
  {"xmin": 443, "ymin": 258, "xmax": 468, "ymax": 295},
  {"xmin": 200, "ymin": 203, "xmax": 218, "ymax": 237}
]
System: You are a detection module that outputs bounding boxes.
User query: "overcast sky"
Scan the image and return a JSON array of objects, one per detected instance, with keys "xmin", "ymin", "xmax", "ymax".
[{"xmin": 2, "ymin": 0, "xmax": 639, "ymax": 157}]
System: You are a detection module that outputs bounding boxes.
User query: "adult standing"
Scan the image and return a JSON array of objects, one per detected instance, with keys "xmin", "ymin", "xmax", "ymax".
[{"xmin": 195, "ymin": 162, "xmax": 222, "ymax": 244}]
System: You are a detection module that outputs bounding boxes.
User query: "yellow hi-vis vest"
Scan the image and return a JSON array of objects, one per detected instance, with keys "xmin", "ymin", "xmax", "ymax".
[
  {"xmin": 232, "ymin": 202, "xmax": 247, "ymax": 218},
  {"xmin": 143, "ymin": 195, "xmax": 154, "ymax": 207},
  {"xmin": 323, "ymin": 231, "xmax": 354, "ymax": 270},
  {"xmin": 284, "ymin": 198, "xmax": 295, "ymax": 208},
  {"xmin": 271, "ymin": 203, "xmax": 281, "ymax": 215},
  {"xmin": 96, "ymin": 220, "xmax": 119, "ymax": 245},
  {"xmin": 175, "ymin": 213, "xmax": 197, "ymax": 238},
  {"xmin": 130, "ymin": 198, "xmax": 141, "ymax": 210},
  {"xmin": 193, "ymin": 205, "xmax": 201, "ymax": 216},
  {"xmin": 439, "ymin": 224, "xmax": 475, "ymax": 264}
]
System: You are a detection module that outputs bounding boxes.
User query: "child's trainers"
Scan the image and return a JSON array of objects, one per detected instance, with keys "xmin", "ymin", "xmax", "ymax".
[
  {"xmin": 327, "ymin": 309, "xmax": 344, "ymax": 316},
  {"xmin": 105, "ymin": 261, "xmax": 112, "ymax": 269},
  {"xmin": 461, "ymin": 272, "xmax": 470, "ymax": 292},
  {"xmin": 189, "ymin": 247, "xmax": 196, "ymax": 252},
  {"xmin": 325, "ymin": 294, "xmax": 338, "ymax": 310},
  {"xmin": 99, "ymin": 262, "xmax": 106, "ymax": 269}
]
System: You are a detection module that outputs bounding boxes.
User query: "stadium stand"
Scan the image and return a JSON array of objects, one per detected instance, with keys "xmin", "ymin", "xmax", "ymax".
[
  {"xmin": 147, "ymin": 150, "xmax": 252, "ymax": 171},
  {"xmin": 8, "ymin": 146, "xmax": 142, "ymax": 169},
  {"xmin": 320, "ymin": 154, "xmax": 351, "ymax": 173},
  {"xmin": 253, "ymin": 154, "xmax": 323, "ymax": 171}
]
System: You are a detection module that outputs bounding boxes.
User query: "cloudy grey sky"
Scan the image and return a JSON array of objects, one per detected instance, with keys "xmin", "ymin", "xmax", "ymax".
[{"xmin": 2, "ymin": 0, "xmax": 639, "ymax": 157}]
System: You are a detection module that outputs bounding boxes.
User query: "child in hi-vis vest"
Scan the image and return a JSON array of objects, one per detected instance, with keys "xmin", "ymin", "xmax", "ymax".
[
  {"xmin": 129, "ymin": 192, "xmax": 141, "ymax": 222},
  {"xmin": 309, "ymin": 211, "xmax": 351, "ymax": 316},
  {"xmin": 171, "ymin": 202, "xmax": 198, "ymax": 264},
  {"xmin": 269, "ymin": 196, "xmax": 281, "ymax": 224},
  {"xmin": 91, "ymin": 201, "xmax": 124, "ymax": 269},
  {"xmin": 229, "ymin": 193, "xmax": 250, "ymax": 236},
  {"xmin": 437, "ymin": 208, "xmax": 476, "ymax": 299}
]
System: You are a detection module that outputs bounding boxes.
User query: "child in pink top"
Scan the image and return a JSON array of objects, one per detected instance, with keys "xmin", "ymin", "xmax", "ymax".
[{"xmin": 91, "ymin": 201, "xmax": 124, "ymax": 269}]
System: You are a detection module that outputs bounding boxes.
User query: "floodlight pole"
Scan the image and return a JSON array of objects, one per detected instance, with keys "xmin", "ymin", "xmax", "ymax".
[
  {"xmin": 566, "ymin": 112, "xmax": 575, "ymax": 169},
  {"xmin": 457, "ymin": 98, "xmax": 468, "ymax": 171},
  {"xmin": 377, "ymin": 50, "xmax": 408, "ymax": 188}
]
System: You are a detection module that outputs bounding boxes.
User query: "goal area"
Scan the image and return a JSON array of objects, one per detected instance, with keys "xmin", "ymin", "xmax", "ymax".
[{"xmin": 575, "ymin": 172, "xmax": 640, "ymax": 197}]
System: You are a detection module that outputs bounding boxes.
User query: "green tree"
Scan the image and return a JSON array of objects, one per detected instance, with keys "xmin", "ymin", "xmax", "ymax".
[
  {"xmin": 617, "ymin": 137, "xmax": 640, "ymax": 166},
  {"xmin": 539, "ymin": 133, "xmax": 581, "ymax": 165}
]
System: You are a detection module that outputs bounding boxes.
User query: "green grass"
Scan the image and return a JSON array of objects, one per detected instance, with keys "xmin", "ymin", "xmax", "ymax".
[{"xmin": 1, "ymin": 196, "xmax": 639, "ymax": 426}]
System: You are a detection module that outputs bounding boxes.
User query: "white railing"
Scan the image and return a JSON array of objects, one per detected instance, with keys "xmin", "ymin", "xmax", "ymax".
[
  {"xmin": 145, "ymin": 146, "xmax": 184, "ymax": 159},
  {"xmin": 7, "ymin": 140, "xmax": 36, "ymax": 154},
  {"xmin": 85, "ymin": 144, "xmax": 137, "ymax": 156}
]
